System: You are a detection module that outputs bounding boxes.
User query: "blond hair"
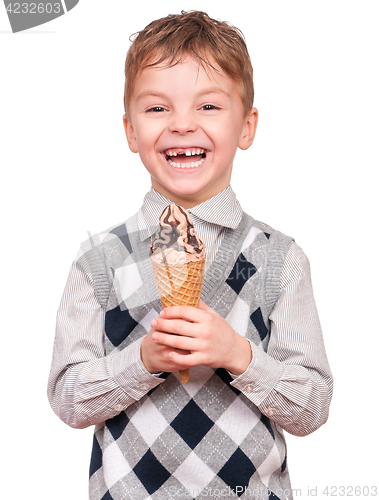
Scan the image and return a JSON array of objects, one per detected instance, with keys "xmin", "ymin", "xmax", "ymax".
[{"xmin": 124, "ymin": 11, "xmax": 254, "ymax": 118}]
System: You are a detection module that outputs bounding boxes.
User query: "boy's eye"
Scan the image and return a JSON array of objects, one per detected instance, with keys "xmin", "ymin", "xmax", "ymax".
[
  {"xmin": 147, "ymin": 106, "xmax": 165, "ymax": 113},
  {"xmin": 201, "ymin": 104, "xmax": 219, "ymax": 111}
]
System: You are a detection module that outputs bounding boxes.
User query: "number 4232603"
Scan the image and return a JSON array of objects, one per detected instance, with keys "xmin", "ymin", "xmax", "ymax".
[
  {"xmin": 322, "ymin": 486, "xmax": 377, "ymax": 496},
  {"xmin": 6, "ymin": 3, "xmax": 62, "ymax": 14}
]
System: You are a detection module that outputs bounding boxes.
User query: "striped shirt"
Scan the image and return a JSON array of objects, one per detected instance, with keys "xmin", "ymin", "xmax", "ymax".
[
  {"xmin": 48, "ymin": 186, "xmax": 333, "ymax": 438},
  {"xmin": 138, "ymin": 187, "xmax": 242, "ymax": 270}
]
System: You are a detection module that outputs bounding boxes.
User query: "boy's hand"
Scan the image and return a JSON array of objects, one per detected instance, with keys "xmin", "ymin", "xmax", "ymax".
[
  {"xmin": 146, "ymin": 300, "xmax": 252, "ymax": 376},
  {"xmin": 141, "ymin": 328, "xmax": 192, "ymax": 374}
]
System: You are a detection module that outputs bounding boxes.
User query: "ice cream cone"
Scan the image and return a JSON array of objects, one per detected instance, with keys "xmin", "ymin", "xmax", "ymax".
[
  {"xmin": 151, "ymin": 258, "xmax": 205, "ymax": 383},
  {"xmin": 151, "ymin": 259, "xmax": 205, "ymax": 308},
  {"xmin": 149, "ymin": 204, "xmax": 206, "ymax": 384}
]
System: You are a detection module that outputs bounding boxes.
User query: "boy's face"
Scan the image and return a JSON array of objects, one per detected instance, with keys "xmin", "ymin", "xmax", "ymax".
[{"xmin": 123, "ymin": 55, "xmax": 258, "ymax": 208}]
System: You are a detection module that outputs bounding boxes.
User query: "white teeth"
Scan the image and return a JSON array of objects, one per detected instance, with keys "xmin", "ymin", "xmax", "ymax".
[
  {"xmin": 165, "ymin": 148, "xmax": 206, "ymax": 169},
  {"xmin": 167, "ymin": 157, "xmax": 205, "ymax": 168},
  {"xmin": 165, "ymin": 148, "xmax": 205, "ymax": 156}
]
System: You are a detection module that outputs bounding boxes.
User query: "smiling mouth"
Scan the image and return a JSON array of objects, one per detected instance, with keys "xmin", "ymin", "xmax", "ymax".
[{"xmin": 163, "ymin": 148, "xmax": 207, "ymax": 168}]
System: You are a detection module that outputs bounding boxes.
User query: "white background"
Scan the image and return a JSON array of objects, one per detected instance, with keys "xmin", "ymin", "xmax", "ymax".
[{"xmin": 1, "ymin": 1, "xmax": 378, "ymax": 498}]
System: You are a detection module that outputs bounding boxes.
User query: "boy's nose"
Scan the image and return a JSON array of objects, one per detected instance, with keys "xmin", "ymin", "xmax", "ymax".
[{"xmin": 168, "ymin": 112, "xmax": 197, "ymax": 135}]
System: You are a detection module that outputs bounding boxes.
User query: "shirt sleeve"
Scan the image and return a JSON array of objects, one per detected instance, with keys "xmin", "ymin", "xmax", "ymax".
[
  {"xmin": 230, "ymin": 241, "xmax": 333, "ymax": 436},
  {"xmin": 47, "ymin": 258, "xmax": 164, "ymax": 429}
]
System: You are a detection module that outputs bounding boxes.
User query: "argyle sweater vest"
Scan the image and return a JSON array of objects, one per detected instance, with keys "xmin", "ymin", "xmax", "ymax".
[{"xmin": 83, "ymin": 212, "xmax": 293, "ymax": 500}]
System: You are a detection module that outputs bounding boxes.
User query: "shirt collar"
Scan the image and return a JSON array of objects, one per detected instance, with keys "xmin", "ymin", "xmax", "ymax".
[{"xmin": 137, "ymin": 186, "xmax": 243, "ymax": 241}]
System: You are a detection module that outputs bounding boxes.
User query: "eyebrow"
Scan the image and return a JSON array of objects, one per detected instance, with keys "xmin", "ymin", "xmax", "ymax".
[
  {"xmin": 136, "ymin": 91, "xmax": 167, "ymax": 102},
  {"xmin": 196, "ymin": 87, "xmax": 231, "ymax": 98},
  {"xmin": 136, "ymin": 87, "xmax": 231, "ymax": 102}
]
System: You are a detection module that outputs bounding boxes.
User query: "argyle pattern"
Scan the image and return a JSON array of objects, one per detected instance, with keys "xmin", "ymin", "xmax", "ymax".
[{"xmin": 82, "ymin": 213, "xmax": 293, "ymax": 500}]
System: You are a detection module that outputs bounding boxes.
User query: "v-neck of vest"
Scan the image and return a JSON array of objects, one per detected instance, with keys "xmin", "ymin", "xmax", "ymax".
[{"xmin": 201, "ymin": 212, "xmax": 254, "ymax": 303}]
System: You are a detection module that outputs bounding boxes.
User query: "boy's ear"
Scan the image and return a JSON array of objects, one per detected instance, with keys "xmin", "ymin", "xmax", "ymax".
[
  {"xmin": 238, "ymin": 107, "xmax": 258, "ymax": 151},
  {"xmin": 123, "ymin": 114, "xmax": 138, "ymax": 153}
]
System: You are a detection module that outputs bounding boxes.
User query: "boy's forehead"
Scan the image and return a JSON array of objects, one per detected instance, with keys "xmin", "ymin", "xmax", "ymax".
[{"xmin": 132, "ymin": 55, "xmax": 235, "ymax": 98}]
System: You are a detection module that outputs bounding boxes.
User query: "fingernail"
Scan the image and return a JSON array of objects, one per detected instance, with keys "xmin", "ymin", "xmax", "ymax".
[
  {"xmin": 160, "ymin": 310, "xmax": 165, "ymax": 317},
  {"xmin": 151, "ymin": 319, "xmax": 157, "ymax": 327},
  {"xmin": 152, "ymin": 333, "xmax": 158, "ymax": 341}
]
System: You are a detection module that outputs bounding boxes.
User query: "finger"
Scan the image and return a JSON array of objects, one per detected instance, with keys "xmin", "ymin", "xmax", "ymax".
[
  {"xmin": 160, "ymin": 305, "xmax": 204, "ymax": 322},
  {"xmin": 169, "ymin": 350, "xmax": 202, "ymax": 368},
  {"xmin": 152, "ymin": 317, "xmax": 198, "ymax": 337},
  {"xmin": 152, "ymin": 331, "xmax": 196, "ymax": 351}
]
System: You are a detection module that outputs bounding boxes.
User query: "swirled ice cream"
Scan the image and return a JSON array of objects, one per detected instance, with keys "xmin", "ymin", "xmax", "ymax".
[{"xmin": 150, "ymin": 204, "xmax": 206, "ymax": 265}]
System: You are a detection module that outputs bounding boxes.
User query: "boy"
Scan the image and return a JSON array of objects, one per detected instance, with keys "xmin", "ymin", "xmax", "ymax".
[{"xmin": 48, "ymin": 11, "xmax": 333, "ymax": 500}]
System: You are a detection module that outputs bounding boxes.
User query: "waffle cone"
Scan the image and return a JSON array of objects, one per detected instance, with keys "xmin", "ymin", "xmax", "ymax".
[{"xmin": 151, "ymin": 258, "xmax": 205, "ymax": 383}]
